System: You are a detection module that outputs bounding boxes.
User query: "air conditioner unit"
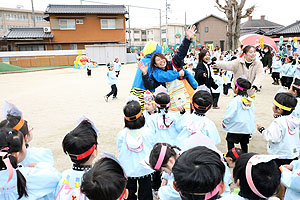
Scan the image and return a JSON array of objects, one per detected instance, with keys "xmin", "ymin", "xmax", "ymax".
[{"xmin": 43, "ymin": 27, "xmax": 51, "ymax": 33}]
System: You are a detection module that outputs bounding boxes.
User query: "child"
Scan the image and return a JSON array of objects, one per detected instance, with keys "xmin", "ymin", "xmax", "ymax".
[
  {"xmin": 222, "ymin": 77, "xmax": 256, "ymax": 153},
  {"xmin": 143, "ymin": 90, "xmax": 157, "ymax": 122},
  {"xmin": 0, "ymin": 101, "xmax": 54, "ymax": 167},
  {"xmin": 147, "ymin": 86, "xmax": 180, "ymax": 146},
  {"xmin": 117, "ymin": 100, "xmax": 154, "ymax": 200},
  {"xmin": 271, "ymin": 54, "xmax": 282, "ymax": 85},
  {"xmin": 176, "ymin": 89, "xmax": 221, "ymax": 148},
  {"xmin": 285, "ymin": 56, "xmax": 296, "ymax": 89},
  {"xmin": 280, "ymin": 160, "xmax": 300, "ymax": 200},
  {"xmin": 55, "ymin": 119, "xmax": 98, "ymax": 199},
  {"xmin": 86, "ymin": 61, "xmax": 92, "ymax": 76},
  {"xmin": 289, "ymin": 78, "xmax": 300, "ymax": 119},
  {"xmin": 104, "ymin": 62, "xmax": 118, "ymax": 102},
  {"xmin": 172, "ymin": 146, "xmax": 226, "ymax": 200},
  {"xmin": 114, "ymin": 57, "xmax": 122, "ymax": 77},
  {"xmin": 257, "ymin": 92, "xmax": 300, "ymax": 167},
  {"xmin": 219, "ymin": 153, "xmax": 281, "ymax": 200},
  {"xmin": 81, "ymin": 155, "xmax": 128, "ymax": 200},
  {"xmin": 223, "ymin": 147, "xmax": 244, "ymax": 168},
  {"xmin": 211, "ymin": 68, "xmax": 224, "ymax": 109},
  {"xmin": 0, "ymin": 128, "xmax": 61, "ymax": 199}
]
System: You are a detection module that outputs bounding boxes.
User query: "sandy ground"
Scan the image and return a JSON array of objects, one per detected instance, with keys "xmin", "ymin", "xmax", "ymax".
[{"xmin": 0, "ymin": 64, "xmax": 281, "ymax": 171}]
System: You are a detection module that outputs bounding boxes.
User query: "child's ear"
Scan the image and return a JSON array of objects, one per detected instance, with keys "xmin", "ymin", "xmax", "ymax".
[
  {"xmin": 92, "ymin": 148, "xmax": 97, "ymax": 158},
  {"xmin": 277, "ymin": 108, "xmax": 284, "ymax": 114},
  {"xmin": 11, "ymin": 152, "xmax": 19, "ymax": 160},
  {"xmin": 236, "ymin": 179, "xmax": 240, "ymax": 187},
  {"xmin": 218, "ymin": 182, "xmax": 226, "ymax": 196},
  {"xmin": 124, "ymin": 189, "xmax": 129, "ymax": 199}
]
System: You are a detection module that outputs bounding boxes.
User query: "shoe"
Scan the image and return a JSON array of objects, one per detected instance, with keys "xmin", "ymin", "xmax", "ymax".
[
  {"xmin": 272, "ymin": 82, "xmax": 276, "ymax": 85},
  {"xmin": 104, "ymin": 96, "xmax": 108, "ymax": 102},
  {"xmin": 152, "ymin": 189, "xmax": 158, "ymax": 199},
  {"xmin": 112, "ymin": 96, "xmax": 117, "ymax": 100},
  {"xmin": 213, "ymin": 106, "xmax": 220, "ymax": 109}
]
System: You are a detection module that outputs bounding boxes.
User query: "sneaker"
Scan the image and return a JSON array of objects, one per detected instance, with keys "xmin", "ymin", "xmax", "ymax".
[
  {"xmin": 104, "ymin": 96, "xmax": 108, "ymax": 102},
  {"xmin": 112, "ymin": 96, "xmax": 117, "ymax": 100},
  {"xmin": 213, "ymin": 106, "xmax": 220, "ymax": 109}
]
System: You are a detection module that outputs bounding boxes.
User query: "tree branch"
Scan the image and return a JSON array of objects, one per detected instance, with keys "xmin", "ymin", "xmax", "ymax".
[{"xmin": 241, "ymin": 5, "xmax": 255, "ymax": 18}]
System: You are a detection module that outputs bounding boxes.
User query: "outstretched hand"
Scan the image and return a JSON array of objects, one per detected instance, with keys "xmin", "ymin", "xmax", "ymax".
[
  {"xmin": 186, "ymin": 25, "xmax": 197, "ymax": 40},
  {"xmin": 137, "ymin": 60, "xmax": 148, "ymax": 75}
]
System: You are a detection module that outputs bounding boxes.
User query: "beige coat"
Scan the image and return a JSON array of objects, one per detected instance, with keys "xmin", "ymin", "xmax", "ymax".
[{"xmin": 215, "ymin": 57, "xmax": 265, "ymax": 88}]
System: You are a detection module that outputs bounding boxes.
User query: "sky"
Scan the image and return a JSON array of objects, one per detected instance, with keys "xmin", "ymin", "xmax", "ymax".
[{"xmin": 0, "ymin": 0, "xmax": 299, "ymax": 28}]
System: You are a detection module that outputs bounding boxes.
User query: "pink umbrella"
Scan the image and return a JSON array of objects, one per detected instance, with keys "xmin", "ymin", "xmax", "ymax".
[{"xmin": 240, "ymin": 34, "xmax": 277, "ymax": 52}]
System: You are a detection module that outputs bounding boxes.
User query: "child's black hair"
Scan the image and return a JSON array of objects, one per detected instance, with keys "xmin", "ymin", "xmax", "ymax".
[
  {"xmin": 0, "ymin": 128, "xmax": 28, "ymax": 199},
  {"xmin": 291, "ymin": 78, "xmax": 300, "ymax": 97},
  {"xmin": 192, "ymin": 90, "xmax": 213, "ymax": 114},
  {"xmin": 155, "ymin": 92, "xmax": 173, "ymax": 128},
  {"xmin": 0, "ymin": 115, "xmax": 29, "ymax": 138},
  {"xmin": 149, "ymin": 143, "xmax": 181, "ymax": 171},
  {"xmin": 225, "ymin": 147, "xmax": 244, "ymax": 162},
  {"xmin": 233, "ymin": 153, "xmax": 281, "ymax": 199},
  {"xmin": 173, "ymin": 146, "xmax": 225, "ymax": 200},
  {"xmin": 235, "ymin": 78, "xmax": 251, "ymax": 97},
  {"xmin": 81, "ymin": 157, "xmax": 127, "ymax": 200},
  {"xmin": 230, "ymin": 56, "xmax": 237, "ymax": 61},
  {"xmin": 274, "ymin": 92, "xmax": 297, "ymax": 116},
  {"xmin": 62, "ymin": 120, "xmax": 98, "ymax": 165},
  {"xmin": 124, "ymin": 100, "xmax": 145, "ymax": 129}
]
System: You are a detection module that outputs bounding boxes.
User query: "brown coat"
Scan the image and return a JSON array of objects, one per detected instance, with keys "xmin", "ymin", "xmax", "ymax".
[{"xmin": 215, "ymin": 57, "xmax": 265, "ymax": 88}]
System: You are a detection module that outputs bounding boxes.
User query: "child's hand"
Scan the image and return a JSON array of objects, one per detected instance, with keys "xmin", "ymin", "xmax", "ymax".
[
  {"xmin": 256, "ymin": 124, "xmax": 263, "ymax": 131},
  {"xmin": 161, "ymin": 179, "xmax": 167, "ymax": 186},
  {"xmin": 179, "ymin": 70, "xmax": 185, "ymax": 77},
  {"xmin": 282, "ymin": 164, "xmax": 293, "ymax": 171},
  {"xmin": 186, "ymin": 25, "xmax": 197, "ymax": 40}
]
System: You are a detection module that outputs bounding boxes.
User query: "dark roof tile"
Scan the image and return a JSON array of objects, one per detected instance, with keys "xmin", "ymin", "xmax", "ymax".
[
  {"xmin": 241, "ymin": 19, "xmax": 282, "ymax": 29},
  {"xmin": 45, "ymin": 4, "xmax": 127, "ymax": 14},
  {"xmin": 4, "ymin": 27, "xmax": 53, "ymax": 39}
]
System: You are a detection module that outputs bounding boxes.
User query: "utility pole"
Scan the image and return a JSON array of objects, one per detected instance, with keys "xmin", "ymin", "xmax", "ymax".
[
  {"xmin": 184, "ymin": 11, "xmax": 187, "ymax": 33},
  {"xmin": 80, "ymin": 0, "xmax": 83, "ymax": 5},
  {"xmin": 165, "ymin": 0, "xmax": 168, "ymax": 45},
  {"xmin": 31, "ymin": 0, "xmax": 36, "ymax": 27},
  {"xmin": 127, "ymin": 5, "xmax": 131, "ymax": 48},
  {"xmin": 159, "ymin": 9, "xmax": 162, "ymax": 46}
]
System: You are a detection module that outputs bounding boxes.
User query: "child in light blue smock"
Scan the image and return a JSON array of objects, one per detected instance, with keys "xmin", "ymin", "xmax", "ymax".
[
  {"xmin": 271, "ymin": 54, "xmax": 282, "ymax": 85},
  {"xmin": 0, "ymin": 128, "xmax": 61, "ymax": 200},
  {"xmin": 212, "ymin": 68, "xmax": 224, "ymax": 109},
  {"xmin": 289, "ymin": 78, "xmax": 300, "ymax": 119},
  {"xmin": 104, "ymin": 62, "xmax": 118, "ymax": 101},
  {"xmin": 223, "ymin": 77, "xmax": 256, "ymax": 153},
  {"xmin": 142, "ymin": 90, "xmax": 157, "ymax": 123},
  {"xmin": 280, "ymin": 160, "xmax": 300, "ymax": 200},
  {"xmin": 176, "ymin": 89, "xmax": 220, "ymax": 148},
  {"xmin": 117, "ymin": 100, "xmax": 154, "ymax": 200},
  {"xmin": 55, "ymin": 119, "xmax": 99, "ymax": 200},
  {"xmin": 147, "ymin": 86, "xmax": 180, "ymax": 146},
  {"xmin": 285, "ymin": 56, "xmax": 296, "ymax": 89},
  {"xmin": 257, "ymin": 92, "xmax": 300, "ymax": 167},
  {"xmin": 0, "ymin": 102, "xmax": 54, "ymax": 167},
  {"xmin": 114, "ymin": 57, "xmax": 122, "ymax": 77}
]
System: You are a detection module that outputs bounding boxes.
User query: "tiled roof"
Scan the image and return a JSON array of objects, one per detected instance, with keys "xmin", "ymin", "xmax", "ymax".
[
  {"xmin": 194, "ymin": 14, "xmax": 227, "ymax": 24},
  {"xmin": 269, "ymin": 21, "xmax": 300, "ymax": 35},
  {"xmin": 241, "ymin": 19, "xmax": 282, "ymax": 29},
  {"xmin": 45, "ymin": 4, "xmax": 128, "ymax": 14},
  {"xmin": 4, "ymin": 28, "xmax": 53, "ymax": 39}
]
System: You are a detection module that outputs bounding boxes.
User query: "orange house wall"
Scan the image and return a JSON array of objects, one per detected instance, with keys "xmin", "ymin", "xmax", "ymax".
[{"xmin": 50, "ymin": 14, "xmax": 126, "ymax": 44}]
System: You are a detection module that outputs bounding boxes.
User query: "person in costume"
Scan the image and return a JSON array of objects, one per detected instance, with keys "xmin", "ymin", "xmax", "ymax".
[
  {"xmin": 143, "ymin": 90, "xmax": 157, "ymax": 122},
  {"xmin": 117, "ymin": 99, "xmax": 154, "ymax": 200},
  {"xmin": 0, "ymin": 128, "xmax": 61, "ymax": 199},
  {"xmin": 257, "ymin": 92, "xmax": 300, "ymax": 167},
  {"xmin": 55, "ymin": 118, "xmax": 99, "ymax": 199},
  {"xmin": 104, "ymin": 62, "xmax": 118, "ymax": 102},
  {"xmin": 131, "ymin": 25, "xmax": 198, "ymax": 110},
  {"xmin": 147, "ymin": 86, "xmax": 181, "ymax": 146},
  {"xmin": 81, "ymin": 154, "xmax": 128, "ymax": 200},
  {"xmin": 176, "ymin": 88, "xmax": 220, "ymax": 148},
  {"xmin": 0, "ymin": 101, "xmax": 54, "ymax": 167},
  {"xmin": 222, "ymin": 77, "xmax": 256, "ymax": 153},
  {"xmin": 280, "ymin": 160, "xmax": 300, "ymax": 200},
  {"xmin": 219, "ymin": 153, "xmax": 281, "ymax": 200}
]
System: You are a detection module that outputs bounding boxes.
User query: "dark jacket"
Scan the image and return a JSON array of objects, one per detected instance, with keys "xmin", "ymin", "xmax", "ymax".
[
  {"xmin": 142, "ymin": 37, "xmax": 193, "ymax": 90},
  {"xmin": 262, "ymin": 53, "xmax": 273, "ymax": 68},
  {"xmin": 194, "ymin": 61, "xmax": 218, "ymax": 90}
]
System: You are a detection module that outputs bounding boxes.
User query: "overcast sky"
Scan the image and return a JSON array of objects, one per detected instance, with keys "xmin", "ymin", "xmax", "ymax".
[{"xmin": 1, "ymin": 0, "xmax": 298, "ymax": 28}]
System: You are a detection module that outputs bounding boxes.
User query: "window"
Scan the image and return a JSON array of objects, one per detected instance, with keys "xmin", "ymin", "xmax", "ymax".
[
  {"xmin": 76, "ymin": 19, "xmax": 83, "ymax": 24},
  {"xmin": 205, "ymin": 27, "xmax": 209, "ymax": 32},
  {"xmin": 101, "ymin": 19, "xmax": 116, "ymax": 29},
  {"xmin": 53, "ymin": 44, "xmax": 62, "ymax": 50},
  {"xmin": 141, "ymin": 30, "xmax": 146, "ymax": 35},
  {"xmin": 0, "ymin": 25, "xmax": 3, "ymax": 32},
  {"xmin": 0, "ymin": 12, "xmax": 2, "ymax": 18},
  {"xmin": 134, "ymin": 30, "xmax": 140, "ymax": 34},
  {"xmin": 147, "ymin": 30, "xmax": 153, "ymax": 34},
  {"xmin": 19, "ymin": 45, "xmax": 44, "ymax": 51},
  {"xmin": 35, "ymin": 15, "xmax": 44, "ymax": 22},
  {"xmin": 59, "ymin": 19, "xmax": 75, "ymax": 30},
  {"xmin": 69, "ymin": 44, "xmax": 77, "ymax": 50},
  {"xmin": 162, "ymin": 29, "xmax": 166, "ymax": 34},
  {"xmin": 134, "ymin": 38, "xmax": 140, "ymax": 42},
  {"xmin": 142, "ymin": 39, "xmax": 147, "ymax": 41}
]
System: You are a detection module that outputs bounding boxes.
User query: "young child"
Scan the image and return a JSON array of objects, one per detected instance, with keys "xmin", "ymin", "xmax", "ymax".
[
  {"xmin": 222, "ymin": 77, "xmax": 256, "ymax": 153},
  {"xmin": 285, "ymin": 56, "xmax": 296, "ymax": 89},
  {"xmin": 176, "ymin": 89, "xmax": 221, "ymax": 148},
  {"xmin": 280, "ymin": 160, "xmax": 300, "ymax": 200},
  {"xmin": 0, "ymin": 128, "xmax": 61, "ymax": 199},
  {"xmin": 223, "ymin": 147, "xmax": 244, "ymax": 168},
  {"xmin": 219, "ymin": 153, "xmax": 281, "ymax": 200},
  {"xmin": 114, "ymin": 57, "xmax": 122, "ymax": 77},
  {"xmin": 117, "ymin": 100, "xmax": 154, "ymax": 200},
  {"xmin": 143, "ymin": 90, "xmax": 157, "ymax": 122},
  {"xmin": 212, "ymin": 68, "xmax": 224, "ymax": 109},
  {"xmin": 289, "ymin": 78, "xmax": 300, "ymax": 119},
  {"xmin": 257, "ymin": 92, "xmax": 300, "ymax": 167},
  {"xmin": 0, "ymin": 102, "xmax": 54, "ymax": 167},
  {"xmin": 271, "ymin": 54, "xmax": 282, "ymax": 85},
  {"xmin": 104, "ymin": 62, "xmax": 118, "ymax": 102},
  {"xmin": 55, "ymin": 119, "xmax": 98, "ymax": 199},
  {"xmin": 81, "ymin": 155, "xmax": 128, "ymax": 200},
  {"xmin": 147, "ymin": 86, "xmax": 180, "ymax": 146},
  {"xmin": 172, "ymin": 146, "xmax": 226, "ymax": 200}
]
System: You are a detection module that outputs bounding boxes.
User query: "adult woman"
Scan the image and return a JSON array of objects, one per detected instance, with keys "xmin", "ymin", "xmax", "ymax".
[
  {"xmin": 261, "ymin": 45, "xmax": 273, "ymax": 73},
  {"xmin": 214, "ymin": 45, "xmax": 264, "ymax": 91},
  {"xmin": 194, "ymin": 49, "xmax": 218, "ymax": 91}
]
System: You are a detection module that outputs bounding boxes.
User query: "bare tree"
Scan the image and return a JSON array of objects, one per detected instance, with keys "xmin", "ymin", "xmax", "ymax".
[{"xmin": 215, "ymin": 0, "xmax": 255, "ymax": 50}]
